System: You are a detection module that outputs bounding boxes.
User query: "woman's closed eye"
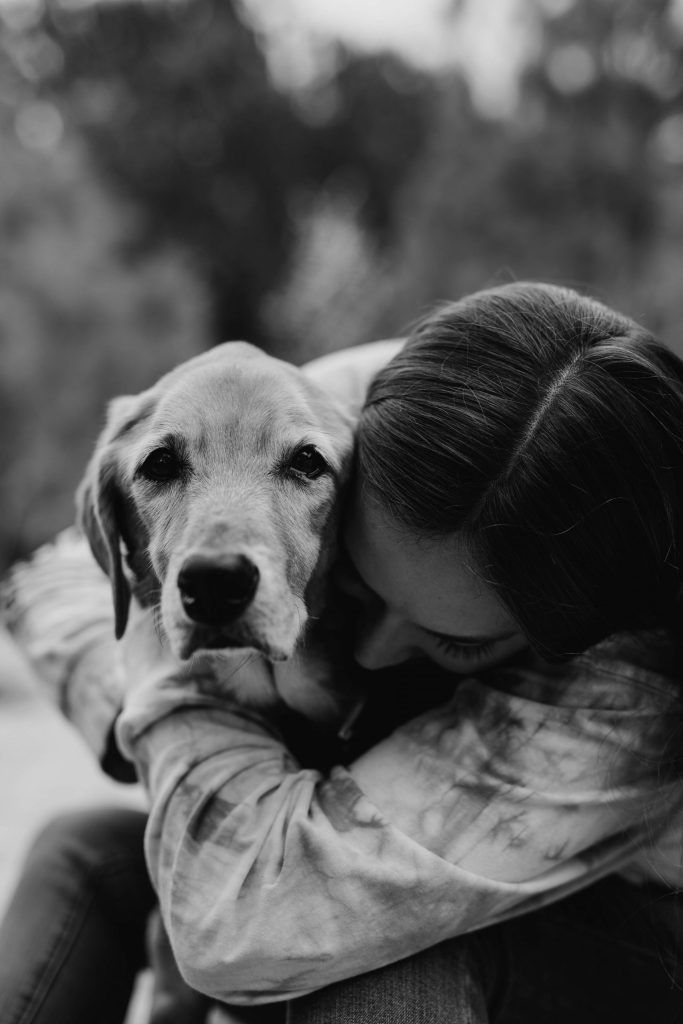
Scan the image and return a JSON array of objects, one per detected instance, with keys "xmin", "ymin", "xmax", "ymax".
[{"xmin": 431, "ymin": 635, "xmax": 496, "ymax": 662}]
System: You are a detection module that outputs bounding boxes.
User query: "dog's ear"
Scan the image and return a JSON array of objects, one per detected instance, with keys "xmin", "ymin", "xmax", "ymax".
[{"xmin": 76, "ymin": 394, "xmax": 150, "ymax": 639}]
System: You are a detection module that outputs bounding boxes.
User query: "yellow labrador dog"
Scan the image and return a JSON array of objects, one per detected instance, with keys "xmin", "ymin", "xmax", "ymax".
[
  {"xmin": 78, "ymin": 340, "xmax": 355, "ymax": 721},
  {"xmin": 78, "ymin": 341, "xmax": 355, "ymax": 1024}
]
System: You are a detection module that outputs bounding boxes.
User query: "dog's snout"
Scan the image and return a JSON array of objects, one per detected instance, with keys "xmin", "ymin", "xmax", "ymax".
[{"xmin": 178, "ymin": 554, "xmax": 260, "ymax": 625}]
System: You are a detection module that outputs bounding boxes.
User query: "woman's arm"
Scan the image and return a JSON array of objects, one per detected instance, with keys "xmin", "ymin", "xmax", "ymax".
[
  {"xmin": 116, "ymin": 618, "xmax": 681, "ymax": 1004},
  {"xmin": 2, "ymin": 528, "xmax": 124, "ymax": 765}
]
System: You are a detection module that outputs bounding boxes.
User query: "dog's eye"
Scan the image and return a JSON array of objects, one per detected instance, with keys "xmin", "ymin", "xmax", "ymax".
[
  {"xmin": 138, "ymin": 448, "xmax": 181, "ymax": 483},
  {"xmin": 288, "ymin": 445, "xmax": 329, "ymax": 481}
]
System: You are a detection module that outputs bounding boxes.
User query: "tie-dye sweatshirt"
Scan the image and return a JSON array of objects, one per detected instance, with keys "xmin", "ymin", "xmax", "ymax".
[{"xmin": 5, "ymin": 341, "xmax": 683, "ymax": 1007}]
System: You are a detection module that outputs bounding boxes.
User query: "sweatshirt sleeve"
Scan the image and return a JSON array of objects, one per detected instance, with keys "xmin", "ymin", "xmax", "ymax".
[
  {"xmin": 302, "ymin": 339, "xmax": 404, "ymax": 416},
  {"xmin": 115, "ymin": 642, "xmax": 681, "ymax": 1004},
  {"xmin": 1, "ymin": 528, "xmax": 126, "ymax": 767}
]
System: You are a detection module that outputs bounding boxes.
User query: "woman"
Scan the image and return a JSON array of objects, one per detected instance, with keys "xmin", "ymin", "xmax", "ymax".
[{"xmin": 1, "ymin": 282, "xmax": 682, "ymax": 1023}]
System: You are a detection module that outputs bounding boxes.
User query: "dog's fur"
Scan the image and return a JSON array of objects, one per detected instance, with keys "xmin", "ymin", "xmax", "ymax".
[
  {"xmin": 78, "ymin": 341, "xmax": 355, "ymax": 720},
  {"xmin": 77, "ymin": 342, "xmax": 355, "ymax": 1024}
]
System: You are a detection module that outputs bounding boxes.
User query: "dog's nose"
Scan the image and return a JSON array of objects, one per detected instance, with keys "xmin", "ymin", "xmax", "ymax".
[{"xmin": 177, "ymin": 554, "xmax": 260, "ymax": 625}]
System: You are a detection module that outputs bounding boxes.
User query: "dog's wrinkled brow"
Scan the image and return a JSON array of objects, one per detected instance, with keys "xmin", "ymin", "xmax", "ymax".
[{"xmin": 135, "ymin": 432, "xmax": 189, "ymax": 464}]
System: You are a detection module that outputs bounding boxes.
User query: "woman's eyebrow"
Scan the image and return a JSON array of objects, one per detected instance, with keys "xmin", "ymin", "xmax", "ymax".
[{"xmin": 424, "ymin": 627, "xmax": 518, "ymax": 646}]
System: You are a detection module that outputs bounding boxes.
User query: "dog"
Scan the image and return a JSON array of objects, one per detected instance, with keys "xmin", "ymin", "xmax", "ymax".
[
  {"xmin": 77, "ymin": 340, "xmax": 356, "ymax": 1024},
  {"xmin": 78, "ymin": 340, "xmax": 355, "ymax": 717}
]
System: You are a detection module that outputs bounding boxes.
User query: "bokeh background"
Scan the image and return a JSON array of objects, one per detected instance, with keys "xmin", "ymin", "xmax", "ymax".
[
  {"xmin": 1, "ymin": 2, "xmax": 683, "ymax": 1015},
  {"xmin": 3, "ymin": 0, "xmax": 683, "ymax": 568}
]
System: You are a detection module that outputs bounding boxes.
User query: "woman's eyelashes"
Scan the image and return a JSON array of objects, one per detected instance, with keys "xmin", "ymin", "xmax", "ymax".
[{"xmin": 432, "ymin": 636, "xmax": 496, "ymax": 661}]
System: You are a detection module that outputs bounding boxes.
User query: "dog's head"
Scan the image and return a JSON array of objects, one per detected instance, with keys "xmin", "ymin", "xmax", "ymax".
[{"xmin": 77, "ymin": 342, "xmax": 355, "ymax": 663}]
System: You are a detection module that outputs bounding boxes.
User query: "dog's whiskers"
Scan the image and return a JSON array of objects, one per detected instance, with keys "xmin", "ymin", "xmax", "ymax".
[
  {"xmin": 239, "ymin": 652, "xmax": 257, "ymax": 674},
  {"xmin": 152, "ymin": 606, "xmax": 165, "ymax": 642},
  {"xmin": 224, "ymin": 651, "xmax": 257, "ymax": 682}
]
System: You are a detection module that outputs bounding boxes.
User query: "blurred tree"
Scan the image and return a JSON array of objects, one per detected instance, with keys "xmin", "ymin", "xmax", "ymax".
[
  {"xmin": 29, "ymin": 0, "xmax": 434, "ymax": 347},
  {"xmin": 0, "ymin": 111, "xmax": 210, "ymax": 568},
  {"xmin": 518, "ymin": 0, "xmax": 683, "ymax": 342},
  {"xmin": 261, "ymin": 192, "xmax": 396, "ymax": 364},
  {"xmin": 354, "ymin": 0, "xmax": 683, "ymax": 349},
  {"xmin": 306, "ymin": 53, "xmax": 436, "ymax": 242},
  {"xmin": 37, "ymin": 0, "xmax": 303, "ymax": 346}
]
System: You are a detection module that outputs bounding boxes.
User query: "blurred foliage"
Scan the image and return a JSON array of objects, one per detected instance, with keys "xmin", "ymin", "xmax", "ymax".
[
  {"xmin": 0, "ymin": 123, "xmax": 210, "ymax": 563},
  {"xmin": 1, "ymin": 0, "xmax": 683, "ymax": 565},
  {"xmin": 0, "ymin": 0, "xmax": 433, "ymax": 566},
  {"xmin": 266, "ymin": 0, "xmax": 683, "ymax": 356},
  {"xmin": 32, "ymin": 0, "xmax": 435, "ymax": 343}
]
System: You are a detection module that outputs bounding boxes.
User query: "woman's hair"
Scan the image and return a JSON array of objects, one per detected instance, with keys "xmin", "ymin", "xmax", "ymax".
[{"xmin": 357, "ymin": 282, "xmax": 683, "ymax": 660}]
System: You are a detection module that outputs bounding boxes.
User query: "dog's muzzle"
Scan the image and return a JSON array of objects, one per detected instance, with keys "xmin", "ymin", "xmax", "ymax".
[{"xmin": 177, "ymin": 553, "xmax": 260, "ymax": 626}]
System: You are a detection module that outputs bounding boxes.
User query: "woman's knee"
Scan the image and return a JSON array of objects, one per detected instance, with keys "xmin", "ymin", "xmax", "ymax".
[
  {"xmin": 288, "ymin": 935, "xmax": 498, "ymax": 1024},
  {"xmin": 24, "ymin": 806, "xmax": 153, "ymax": 920},
  {"xmin": 27, "ymin": 806, "xmax": 145, "ymax": 869}
]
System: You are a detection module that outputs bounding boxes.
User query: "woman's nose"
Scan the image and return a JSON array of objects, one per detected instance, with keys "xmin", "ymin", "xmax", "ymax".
[{"xmin": 353, "ymin": 611, "xmax": 414, "ymax": 670}]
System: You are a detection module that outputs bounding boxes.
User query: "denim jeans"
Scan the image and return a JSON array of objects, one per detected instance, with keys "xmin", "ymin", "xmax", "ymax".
[
  {"xmin": 0, "ymin": 807, "xmax": 155, "ymax": 1024},
  {"xmin": 0, "ymin": 807, "xmax": 680, "ymax": 1024},
  {"xmin": 287, "ymin": 938, "xmax": 491, "ymax": 1024},
  {"xmin": 289, "ymin": 877, "xmax": 683, "ymax": 1023}
]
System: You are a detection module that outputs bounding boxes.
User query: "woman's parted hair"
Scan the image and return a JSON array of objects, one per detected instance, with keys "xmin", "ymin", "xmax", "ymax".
[{"xmin": 357, "ymin": 282, "xmax": 683, "ymax": 660}]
